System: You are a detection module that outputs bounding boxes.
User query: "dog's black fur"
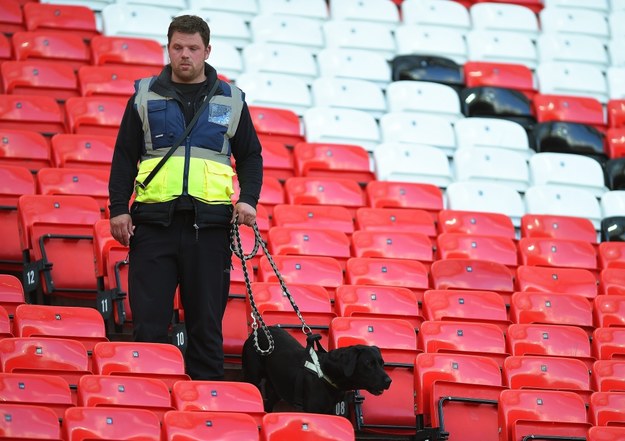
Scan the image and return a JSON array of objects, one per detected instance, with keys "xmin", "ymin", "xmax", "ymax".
[{"xmin": 242, "ymin": 326, "xmax": 392, "ymax": 414}]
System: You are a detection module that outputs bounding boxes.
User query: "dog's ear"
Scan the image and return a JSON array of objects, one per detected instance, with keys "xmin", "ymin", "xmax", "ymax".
[
  {"xmin": 341, "ymin": 348, "xmax": 359, "ymax": 377},
  {"xmin": 324, "ymin": 347, "xmax": 359, "ymax": 378}
]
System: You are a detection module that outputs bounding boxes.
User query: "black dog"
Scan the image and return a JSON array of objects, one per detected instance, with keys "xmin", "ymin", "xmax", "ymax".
[{"xmin": 242, "ymin": 325, "xmax": 392, "ymax": 414}]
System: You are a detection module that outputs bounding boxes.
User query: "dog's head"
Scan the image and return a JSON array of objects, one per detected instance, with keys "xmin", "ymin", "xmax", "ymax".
[{"xmin": 322, "ymin": 345, "xmax": 392, "ymax": 395}]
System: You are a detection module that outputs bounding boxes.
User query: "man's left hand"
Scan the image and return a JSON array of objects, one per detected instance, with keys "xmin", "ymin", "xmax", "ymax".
[{"xmin": 232, "ymin": 202, "xmax": 257, "ymax": 226}]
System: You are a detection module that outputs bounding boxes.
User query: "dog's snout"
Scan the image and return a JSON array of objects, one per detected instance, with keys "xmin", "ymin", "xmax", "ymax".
[{"xmin": 383, "ymin": 374, "xmax": 392, "ymax": 389}]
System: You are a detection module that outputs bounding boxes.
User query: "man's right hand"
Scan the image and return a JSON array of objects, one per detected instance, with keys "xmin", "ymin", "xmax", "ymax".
[{"xmin": 110, "ymin": 214, "xmax": 135, "ymax": 247}]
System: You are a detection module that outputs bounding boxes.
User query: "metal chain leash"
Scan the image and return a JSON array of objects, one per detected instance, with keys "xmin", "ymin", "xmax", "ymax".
[{"xmin": 230, "ymin": 215, "xmax": 312, "ymax": 356}]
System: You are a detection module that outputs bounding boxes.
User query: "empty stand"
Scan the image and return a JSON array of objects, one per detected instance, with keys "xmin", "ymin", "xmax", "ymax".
[
  {"xmin": 589, "ymin": 391, "xmax": 625, "ymax": 426},
  {"xmin": 365, "ymin": 180, "xmax": 444, "ymax": 216},
  {"xmin": 533, "ymin": 93, "xmax": 607, "ymax": 130},
  {"xmin": 235, "ymin": 72, "xmax": 312, "ymax": 117},
  {"xmin": 599, "ymin": 242, "xmax": 625, "ymax": 269},
  {"xmin": 470, "ymin": 2, "xmax": 539, "ymax": 37},
  {"xmin": 62, "ymin": 406, "xmax": 162, "ymax": 441},
  {"xmin": 594, "ymin": 295, "xmax": 625, "ymax": 328},
  {"xmin": 189, "ymin": 10, "xmax": 251, "ymax": 50},
  {"xmin": 250, "ymin": 14, "xmax": 324, "ymax": 55},
  {"xmin": 322, "ymin": 20, "xmax": 395, "ymax": 61},
  {"xmin": 437, "ymin": 209, "xmax": 516, "ymax": 239},
  {"xmin": 50, "ymin": 133, "xmax": 115, "ymax": 170},
  {"xmin": 521, "ymin": 213, "xmax": 598, "ymax": 244},
  {"xmin": 601, "ymin": 190, "xmax": 625, "ymax": 219},
  {"xmin": 248, "ymin": 105, "xmax": 305, "ymax": 149},
  {"xmin": 588, "ymin": 426, "xmax": 625, "ymax": 441},
  {"xmin": 261, "ymin": 412, "xmax": 355, "ymax": 441},
  {"xmin": 0, "ymin": 372, "xmax": 73, "ymax": 420},
  {"xmin": 328, "ymin": 0, "xmax": 399, "ymax": 30},
  {"xmin": 380, "ymin": 111, "xmax": 457, "ymax": 157},
  {"xmin": 466, "ymin": 30, "xmax": 537, "ymax": 70},
  {"xmin": 1, "ymin": 60, "xmax": 79, "ymax": 102},
  {"xmin": 0, "ymin": 403, "xmax": 62, "ymax": 440},
  {"xmin": 401, "ymin": 0, "xmax": 471, "ymax": 33},
  {"xmin": 453, "ymin": 116, "xmax": 533, "ymax": 159},
  {"xmin": 284, "ymin": 177, "xmax": 366, "ymax": 214},
  {"xmin": 517, "ymin": 237, "xmax": 598, "ymax": 273},
  {"xmin": 385, "ymin": 80, "xmax": 463, "ymax": 123},
  {"xmin": 540, "ymin": 6, "xmax": 609, "ymax": 42},
  {"xmin": 515, "ymin": 265, "xmax": 598, "ymax": 301},
  {"xmin": 390, "ymin": 55, "xmax": 464, "ymax": 92},
  {"xmin": 529, "ymin": 152, "xmax": 607, "ymax": 198},
  {"xmin": 436, "ymin": 232, "xmax": 518, "ymax": 269},
  {"xmin": 463, "ymin": 61, "xmax": 537, "ymax": 99},
  {"xmin": 593, "ymin": 327, "xmax": 625, "ymax": 360},
  {"xmin": 459, "ymin": 86, "xmax": 536, "ymax": 132},
  {"xmin": 272, "ymin": 204, "xmax": 354, "ymax": 236},
  {"xmin": 350, "ymin": 230, "xmax": 434, "ymax": 264},
  {"xmin": 0, "ymin": 0, "xmax": 25, "ymax": 34},
  {"xmin": 186, "ymin": 0, "xmax": 258, "ymax": 21},
  {"xmin": 604, "ymin": 157, "xmax": 625, "ymax": 191},
  {"xmin": 11, "ymin": 31, "xmax": 90, "ymax": 70},
  {"xmin": 536, "ymin": 61, "xmax": 609, "ymax": 104},
  {"xmin": 608, "ymin": 100, "xmax": 625, "ymax": 129},
  {"xmin": 101, "ymin": 3, "xmax": 171, "ymax": 46},
  {"xmin": 162, "ymin": 410, "xmax": 261, "ymax": 441},
  {"xmin": 0, "ymin": 274, "xmax": 25, "ymax": 319},
  {"xmin": 292, "ymin": 142, "xmax": 375, "ymax": 184},
  {"xmin": 533, "ymin": 121, "xmax": 607, "ymax": 163},
  {"xmin": 22, "ymin": 3, "xmax": 99, "ymax": 40},
  {"xmin": 268, "ymin": 226, "xmax": 350, "ymax": 268},
  {"xmin": 600, "ymin": 268, "xmax": 625, "ymax": 296},
  {"xmin": 311, "ymin": 76, "xmax": 386, "ymax": 118},
  {"xmin": 591, "ymin": 359, "xmax": 625, "ymax": 392},
  {"xmin": 0, "ymin": 128, "xmax": 53, "ymax": 172},
  {"xmin": 89, "ymin": 35, "xmax": 164, "ymax": 75},
  {"xmin": 36, "ymin": 167, "xmax": 110, "ymax": 212},
  {"xmin": 537, "ymin": 33, "xmax": 609, "ymax": 71},
  {"xmin": 77, "ymin": 65, "xmax": 154, "ymax": 99},
  {"xmin": 64, "ymin": 96, "xmax": 126, "ymax": 137},
  {"xmin": 316, "ymin": 48, "xmax": 390, "ymax": 90},
  {"xmin": 256, "ymin": 139, "xmax": 294, "ymax": 181},
  {"xmin": 395, "ymin": 25, "xmax": 467, "ymax": 66},
  {"xmin": 257, "ymin": 0, "xmax": 328, "ymax": 21},
  {"xmin": 0, "ymin": 94, "xmax": 65, "ymax": 136},
  {"xmin": 355, "ymin": 207, "xmax": 437, "ymax": 239}
]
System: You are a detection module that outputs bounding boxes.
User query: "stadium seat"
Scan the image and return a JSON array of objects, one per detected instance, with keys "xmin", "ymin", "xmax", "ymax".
[
  {"xmin": 36, "ymin": 167, "xmax": 110, "ymax": 212},
  {"xmin": 601, "ymin": 190, "xmax": 625, "ymax": 219},
  {"xmin": 385, "ymin": 80, "xmax": 463, "ymax": 123},
  {"xmin": 89, "ymin": 35, "xmax": 164, "ymax": 75},
  {"xmin": 92, "ymin": 341, "xmax": 190, "ymax": 390},
  {"xmin": 469, "ymin": 2, "xmax": 539, "ymax": 38},
  {"xmin": 62, "ymin": 406, "xmax": 161, "ymax": 441},
  {"xmin": 310, "ymin": 77, "xmax": 386, "ymax": 119},
  {"xmin": 0, "ymin": 0, "xmax": 25, "ymax": 34},
  {"xmin": 292, "ymin": 142, "xmax": 375, "ymax": 184},
  {"xmin": 594, "ymin": 295, "xmax": 625, "ymax": 328},
  {"xmin": 0, "ymin": 274, "xmax": 25, "ymax": 320},
  {"xmin": 606, "ymin": 128, "xmax": 625, "ymax": 159},
  {"xmin": 78, "ymin": 374, "xmax": 173, "ymax": 421},
  {"xmin": 50, "ymin": 133, "xmax": 115, "ymax": 170},
  {"xmin": 515, "ymin": 265, "xmax": 598, "ymax": 301},
  {"xmin": 498, "ymin": 389, "xmax": 591, "ymax": 441},
  {"xmin": 249, "ymin": 14, "xmax": 325, "ymax": 55},
  {"xmin": 355, "ymin": 207, "xmax": 437, "ymax": 240},
  {"xmin": 0, "ymin": 403, "xmax": 62, "ymax": 440},
  {"xmin": 609, "ymin": 39, "xmax": 625, "ymax": 69},
  {"xmin": 537, "ymin": 33, "xmax": 609, "ymax": 71},
  {"xmin": 453, "ymin": 117, "xmax": 533, "ymax": 159},
  {"xmin": 436, "ymin": 232, "xmax": 518, "ymax": 269},
  {"xmin": 598, "ymin": 241, "xmax": 625, "ymax": 269},
  {"xmin": 536, "ymin": 61, "xmax": 609, "ymax": 104},
  {"xmin": 22, "ymin": 3, "xmax": 99, "ymax": 40},
  {"xmin": 184, "ymin": 10, "xmax": 251, "ymax": 50},
  {"xmin": 303, "ymin": 106, "xmax": 380, "ymax": 153},
  {"xmin": 401, "ymin": 0, "xmax": 471, "ymax": 33},
  {"xmin": 540, "ymin": 6, "xmax": 609, "ymax": 42},
  {"xmin": 459, "ymin": 86, "xmax": 536, "ymax": 132},
  {"xmin": 463, "ymin": 61, "xmax": 537, "ymax": 99},
  {"xmin": 350, "ymin": 230, "xmax": 434, "ymax": 265},
  {"xmin": 0, "ymin": 372, "xmax": 72, "ymax": 421},
  {"xmin": 437, "ymin": 209, "xmax": 516, "ymax": 239},
  {"xmin": 609, "ymin": 101, "xmax": 625, "ymax": 130},
  {"xmin": 101, "ymin": 3, "xmax": 171, "ymax": 47},
  {"xmin": 261, "ymin": 412, "xmax": 355, "ymax": 441},
  {"xmin": 242, "ymin": 42, "xmax": 318, "ymax": 86},
  {"xmin": 365, "ymin": 180, "xmax": 444, "ymax": 216},
  {"xmin": 257, "ymin": 0, "xmax": 328, "ymax": 21},
  {"xmin": 64, "ymin": 96, "xmax": 126, "ymax": 137},
  {"xmin": 445, "ymin": 181, "xmax": 525, "ymax": 227},
  {"xmin": 517, "ymin": 236, "xmax": 598, "ymax": 273},
  {"xmin": 323, "ymin": 20, "xmax": 396, "ymax": 61},
  {"xmin": 316, "ymin": 47, "xmax": 391, "ymax": 90},
  {"xmin": 256, "ymin": 139, "xmax": 293, "ymax": 181},
  {"xmin": 593, "ymin": 327, "xmax": 625, "ymax": 360},
  {"xmin": 588, "ymin": 426, "xmax": 625, "ymax": 441},
  {"xmin": 466, "ymin": 30, "xmax": 537, "ymax": 70},
  {"xmin": 534, "ymin": 121, "xmax": 607, "ymax": 164},
  {"xmin": 267, "ymin": 226, "xmax": 350, "ymax": 269},
  {"xmin": 328, "ymin": 0, "xmax": 399, "ymax": 29},
  {"xmin": 542, "ymin": 0, "xmax": 608, "ymax": 11},
  {"xmin": 11, "ymin": 31, "xmax": 90, "ymax": 71},
  {"xmin": 248, "ymin": 105, "xmax": 305, "ymax": 149},
  {"xmin": 1, "ymin": 60, "xmax": 79, "ymax": 102},
  {"xmin": 163, "ymin": 410, "xmax": 261, "ymax": 441},
  {"xmin": 77, "ymin": 65, "xmax": 154, "ymax": 99},
  {"xmin": 272, "ymin": 204, "xmax": 354, "ymax": 236},
  {"xmin": 589, "ymin": 391, "xmax": 625, "ymax": 426},
  {"xmin": 533, "ymin": 93, "xmax": 607, "ymax": 131},
  {"xmin": 379, "ymin": 111, "xmax": 457, "ymax": 157},
  {"xmin": 284, "ymin": 176, "xmax": 366, "ymax": 214},
  {"xmin": 422, "ymin": 289, "xmax": 511, "ymax": 333},
  {"xmin": 394, "ymin": 25, "xmax": 467, "ymax": 66},
  {"xmin": 520, "ymin": 213, "xmax": 598, "ymax": 244},
  {"xmin": 334, "ymin": 284, "xmax": 422, "ymax": 329},
  {"xmin": 604, "ymin": 157, "xmax": 625, "ymax": 191},
  {"xmin": 600, "ymin": 268, "xmax": 625, "ymax": 296},
  {"xmin": 0, "ymin": 94, "xmax": 65, "ymax": 136},
  {"xmin": 591, "ymin": 359, "xmax": 625, "ymax": 392},
  {"xmin": 453, "ymin": 146, "xmax": 530, "ymax": 193},
  {"xmin": 602, "ymin": 216, "xmax": 625, "ymax": 242},
  {"xmin": 0, "ymin": 305, "xmax": 10, "ymax": 338},
  {"xmin": 186, "ymin": 0, "xmax": 258, "ymax": 21},
  {"xmin": 414, "ymin": 352, "xmax": 504, "ymax": 441},
  {"xmin": 390, "ymin": 54, "xmax": 464, "ymax": 92}
]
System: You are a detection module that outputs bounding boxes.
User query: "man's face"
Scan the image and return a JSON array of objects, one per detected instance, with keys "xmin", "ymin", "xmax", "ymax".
[{"xmin": 168, "ymin": 31, "xmax": 210, "ymax": 83}]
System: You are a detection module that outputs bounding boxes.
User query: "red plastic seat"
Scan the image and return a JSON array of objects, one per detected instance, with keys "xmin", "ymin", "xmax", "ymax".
[
  {"xmin": 588, "ymin": 426, "xmax": 625, "ymax": 441},
  {"xmin": 594, "ymin": 295, "xmax": 625, "ymax": 328},
  {"xmin": 284, "ymin": 176, "xmax": 366, "ymax": 215},
  {"xmin": 0, "ymin": 372, "xmax": 72, "ymax": 421},
  {"xmin": 437, "ymin": 209, "xmax": 516, "ymax": 240},
  {"xmin": 221, "ymin": 293, "xmax": 249, "ymax": 364},
  {"xmin": 510, "ymin": 291, "xmax": 594, "ymax": 335},
  {"xmin": 436, "ymin": 232, "xmax": 518, "ymax": 269},
  {"xmin": 507, "ymin": 323, "xmax": 594, "ymax": 370},
  {"xmin": 77, "ymin": 65, "xmax": 154, "ymax": 99},
  {"xmin": 261, "ymin": 412, "xmax": 355, "ymax": 441},
  {"xmin": 608, "ymin": 99, "xmax": 625, "ymax": 130},
  {"xmin": 517, "ymin": 237, "xmax": 598, "ymax": 273},
  {"xmin": 1, "ymin": 60, "xmax": 79, "ymax": 102},
  {"xmin": 0, "ymin": 129, "xmax": 52, "ymax": 172},
  {"xmin": 92, "ymin": 341, "xmax": 190, "ymax": 390},
  {"xmin": 268, "ymin": 226, "xmax": 351, "ymax": 268},
  {"xmin": 89, "ymin": 35, "xmax": 164, "ymax": 75},
  {"xmin": 163, "ymin": 410, "xmax": 261, "ymax": 441},
  {"xmin": 515, "ymin": 265, "xmax": 598, "ymax": 301},
  {"xmin": 0, "ymin": 0, "xmax": 25, "ymax": 34},
  {"xmin": 12, "ymin": 31, "xmax": 91, "ymax": 71},
  {"xmin": 0, "ymin": 274, "xmax": 25, "ymax": 319},
  {"xmin": 248, "ymin": 105, "xmax": 305, "ymax": 148},
  {"xmin": 503, "ymin": 355, "xmax": 592, "ymax": 406},
  {"xmin": 600, "ymin": 268, "xmax": 625, "ymax": 296},
  {"xmin": 593, "ymin": 327, "xmax": 625, "ymax": 360},
  {"xmin": 50, "ymin": 133, "xmax": 115, "ymax": 170},
  {"xmin": 171, "ymin": 380, "xmax": 265, "ymax": 426},
  {"xmin": 345, "ymin": 256, "xmax": 430, "ymax": 304},
  {"xmin": 0, "ymin": 94, "xmax": 65, "ymax": 136},
  {"xmin": 0, "ymin": 403, "xmax": 62, "ymax": 440},
  {"xmin": 589, "ymin": 391, "xmax": 625, "ymax": 426},
  {"xmin": 272, "ymin": 204, "xmax": 354, "ymax": 236},
  {"xmin": 521, "ymin": 213, "xmax": 598, "ymax": 244},
  {"xmin": 78, "ymin": 374, "xmax": 173, "ymax": 422},
  {"xmin": 498, "ymin": 389, "xmax": 591, "ymax": 441},
  {"xmin": 607, "ymin": 128, "xmax": 625, "ymax": 159},
  {"xmin": 365, "ymin": 180, "xmax": 444, "ymax": 217},
  {"xmin": 463, "ymin": 61, "xmax": 537, "ymax": 99},
  {"xmin": 355, "ymin": 207, "xmax": 437, "ymax": 239},
  {"xmin": 422, "ymin": 289, "xmax": 510, "ymax": 333},
  {"xmin": 334, "ymin": 284, "xmax": 422, "ymax": 329},
  {"xmin": 350, "ymin": 230, "xmax": 434, "ymax": 264},
  {"xmin": 591, "ymin": 360, "xmax": 625, "ymax": 392},
  {"xmin": 414, "ymin": 352, "xmax": 504, "ymax": 439},
  {"xmin": 533, "ymin": 93, "xmax": 607, "ymax": 131},
  {"xmin": 62, "ymin": 406, "xmax": 161, "ymax": 441},
  {"xmin": 64, "ymin": 96, "xmax": 126, "ymax": 137},
  {"xmin": 0, "ymin": 33, "xmax": 13, "ymax": 65},
  {"xmin": 293, "ymin": 142, "xmax": 375, "ymax": 184},
  {"xmin": 257, "ymin": 139, "xmax": 294, "ymax": 181},
  {"xmin": 36, "ymin": 167, "xmax": 110, "ymax": 212},
  {"xmin": 23, "ymin": 3, "xmax": 99, "ymax": 40},
  {"xmin": 599, "ymin": 242, "xmax": 625, "ymax": 270},
  {"xmin": 419, "ymin": 320, "xmax": 509, "ymax": 368}
]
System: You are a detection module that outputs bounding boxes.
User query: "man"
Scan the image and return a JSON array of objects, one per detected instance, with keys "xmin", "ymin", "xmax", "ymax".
[{"xmin": 108, "ymin": 15, "xmax": 263, "ymax": 380}]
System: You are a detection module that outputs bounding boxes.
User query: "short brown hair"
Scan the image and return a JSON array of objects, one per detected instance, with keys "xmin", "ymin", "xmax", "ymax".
[{"xmin": 168, "ymin": 15, "xmax": 210, "ymax": 47}]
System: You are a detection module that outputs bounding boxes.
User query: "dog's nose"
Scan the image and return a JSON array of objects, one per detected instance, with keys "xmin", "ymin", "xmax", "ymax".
[{"xmin": 384, "ymin": 375, "xmax": 392, "ymax": 389}]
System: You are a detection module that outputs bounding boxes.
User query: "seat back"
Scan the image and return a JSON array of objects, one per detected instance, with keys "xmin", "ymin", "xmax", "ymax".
[
  {"xmin": 261, "ymin": 412, "xmax": 355, "ymax": 441},
  {"xmin": 591, "ymin": 360, "xmax": 625, "ymax": 392},
  {"xmin": 62, "ymin": 406, "xmax": 161, "ymax": 441},
  {"xmin": 0, "ymin": 372, "xmax": 73, "ymax": 420},
  {"xmin": 589, "ymin": 391, "xmax": 625, "ymax": 426},
  {"xmin": 437, "ymin": 209, "xmax": 516, "ymax": 239},
  {"xmin": 163, "ymin": 410, "xmax": 260, "ymax": 440},
  {"xmin": 0, "ymin": 403, "xmax": 61, "ymax": 440}
]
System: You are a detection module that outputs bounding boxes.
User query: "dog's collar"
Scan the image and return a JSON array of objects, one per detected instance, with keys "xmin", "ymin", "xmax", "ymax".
[{"xmin": 304, "ymin": 346, "xmax": 339, "ymax": 389}]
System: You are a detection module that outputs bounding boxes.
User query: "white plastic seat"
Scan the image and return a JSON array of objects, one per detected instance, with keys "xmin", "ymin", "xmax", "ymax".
[
  {"xmin": 115, "ymin": 0, "xmax": 187, "ymax": 15},
  {"xmin": 536, "ymin": 61, "xmax": 609, "ymax": 103},
  {"xmin": 445, "ymin": 181, "xmax": 526, "ymax": 227},
  {"xmin": 543, "ymin": 0, "xmax": 609, "ymax": 13},
  {"xmin": 257, "ymin": 0, "xmax": 329, "ymax": 21},
  {"xmin": 453, "ymin": 147, "xmax": 531, "ymax": 193},
  {"xmin": 101, "ymin": 3, "xmax": 172, "ymax": 46},
  {"xmin": 322, "ymin": 20, "xmax": 396, "ymax": 60},
  {"xmin": 537, "ymin": 33, "xmax": 609, "ymax": 70},
  {"xmin": 608, "ymin": 40, "xmax": 625, "ymax": 67},
  {"xmin": 250, "ymin": 14, "xmax": 325, "ymax": 55},
  {"xmin": 400, "ymin": 0, "xmax": 471, "ymax": 33},
  {"xmin": 529, "ymin": 152, "xmax": 608, "ymax": 198},
  {"xmin": 469, "ymin": 3, "xmax": 540, "ymax": 39},
  {"xmin": 177, "ymin": 10, "xmax": 251, "ymax": 49},
  {"xmin": 394, "ymin": 25, "xmax": 467, "ymax": 65},
  {"xmin": 524, "ymin": 184, "xmax": 602, "ymax": 230},
  {"xmin": 209, "ymin": 42, "xmax": 243, "ymax": 81},
  {"xmin": 242, "ymin": 42, "xmax": 318, "ymax": 85},
  {"xmin": 385, "ymin": 81, "xmax": 462, "ymax": 124},
  {"xmin": 466, "ymin": 30, "xmax": 538, "ymax": 69},
  {"xmin": 601, "ymin": 190, "xmax": 625, "ymax": 218},
  {"xmin": 611, "ymin": 0, "xmax": 625, "ymax": 10},
  {"xmin": 186, "ymin": 0, "xmax": 258, "ymax": 21},
  {"xmin": 454, "ymin": 117, "xmax": 533, "ymax": 160},
  {"xmin": 539, "ymin": 7, "xmax": 610, "ymax": 43},
  {"xmin": 303, "ymin": 106, "xmax": 381, "ymax": 152},
  {"xmin": 610, "ymin": 10, "xmax": 625, "ymax": 39},
  {"xmin": 311, "ymin": 77, "xmax": 387, "ymax": 119},
  {"xmin": 329, "ymin": 0, "xmax": 400, "ymax": 31},
  {"xmin": 379, "ymin": 112, "xmax": 457, "ymax": 157},
  {"xmin": 235, "ymin": 72, "xmax": 312, "ymax": 116},
  {"xmin": 40, "ymin": 0, "xmax": 114, "ymax": 12},
  {"xmin": 373, "ymin": 143, "xmax": 453, "ymax": 188},
  {"xmin": 316, "ymin": 48, "xmax": 391, "ymax": 90},
  {"xmin": 608, "ymin": 67, "xmax": 625, "ymax": 100}
]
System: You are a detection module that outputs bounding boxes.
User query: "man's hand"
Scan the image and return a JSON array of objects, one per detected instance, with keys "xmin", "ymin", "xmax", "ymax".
[
  {"xmin": 231, "ymin": 202, "xmax": 257, "ymax": 227},
  {"xmin": 110, "ymin": 214, "xmax": 135, "ymax": 246}
]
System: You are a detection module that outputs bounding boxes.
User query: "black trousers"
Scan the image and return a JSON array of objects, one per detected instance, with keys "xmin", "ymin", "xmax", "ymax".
[{"xmin": 128, "ymin": 211, "xmax": 231, "ymax": 380}]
